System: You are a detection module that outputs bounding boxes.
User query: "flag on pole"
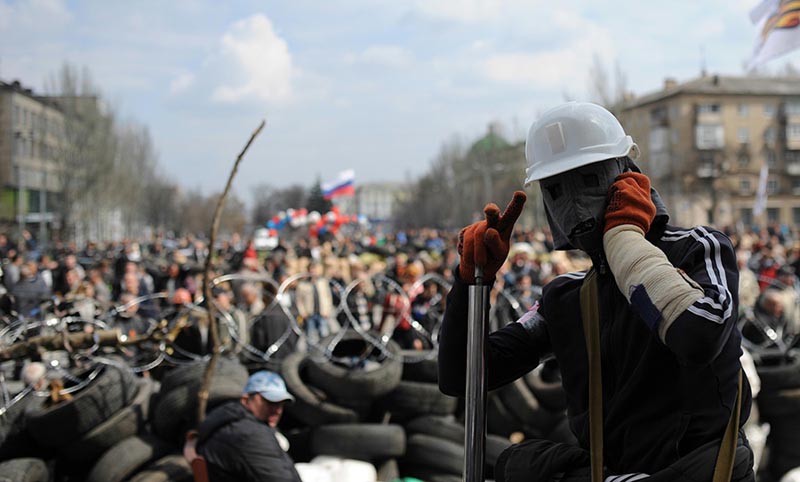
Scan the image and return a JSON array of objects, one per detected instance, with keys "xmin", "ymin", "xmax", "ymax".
[
  {"xmin": 748, "ymin": 0, "xmax": 800, "ymax": 69},
  {"xmin": 754, "ymin": 163, "xmax": 769, "ymax": 216},
  {"xmin": 322, "ymin": 169, "xmax": 355, "ymax": 200}
]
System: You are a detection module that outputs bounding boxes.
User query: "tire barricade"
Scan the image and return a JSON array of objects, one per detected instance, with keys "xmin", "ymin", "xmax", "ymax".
[{"xmin": 0, "ymin": 270, "xmax": 571, "ymax": 481}]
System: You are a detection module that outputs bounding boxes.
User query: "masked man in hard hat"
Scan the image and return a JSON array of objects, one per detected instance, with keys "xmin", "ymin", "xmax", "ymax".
[{"xmin": 438, "ymin": 102, "xmax": 753, "ymax": 481}]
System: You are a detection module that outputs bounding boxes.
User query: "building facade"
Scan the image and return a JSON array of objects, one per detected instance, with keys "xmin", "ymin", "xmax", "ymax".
[
  {"xmin": 0, "ymin": 80, "xmax": 64, "ymax": 242},
  {"xmin": 621, "ymin": 75, "xmax": 800, "ymax": 229}
]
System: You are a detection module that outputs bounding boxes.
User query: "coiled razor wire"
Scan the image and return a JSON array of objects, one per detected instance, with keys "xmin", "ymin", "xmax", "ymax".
[{"xmin": 0, "ymin": 269, "xmax": 540, "ymax": 410}]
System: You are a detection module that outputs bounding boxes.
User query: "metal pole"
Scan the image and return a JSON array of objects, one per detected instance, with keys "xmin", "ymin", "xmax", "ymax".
[
  {"xmin": 39, "ymin": 168, "xmax": 46, "ymax": 251},
  {"xmin": 16, "ymin": 164, "xmax": 23, "ymax": 243},
  {"xmin": 465, "ymin": 265, "xmax": 489, "ymax": 482}
]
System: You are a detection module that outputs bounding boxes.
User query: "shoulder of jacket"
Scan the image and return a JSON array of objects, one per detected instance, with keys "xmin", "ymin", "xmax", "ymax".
[{"xmin": 541, "ymin": 270, "xmax": 587, "ymax": 301}]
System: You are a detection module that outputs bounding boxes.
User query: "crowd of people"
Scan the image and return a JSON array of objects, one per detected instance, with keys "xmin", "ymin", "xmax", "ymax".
[{"xmin": 0, "ymin": 219, "xmax": 798, "ymax": 357}]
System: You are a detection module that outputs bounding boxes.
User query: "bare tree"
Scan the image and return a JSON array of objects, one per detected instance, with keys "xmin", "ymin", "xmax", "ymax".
[
  {"xmin": 587, "ymin": 53, "xmax": 630, "ymax": 116},
  {"xmin": 45, "ymin": 65, "xmax": 118, "ymax": 240}
]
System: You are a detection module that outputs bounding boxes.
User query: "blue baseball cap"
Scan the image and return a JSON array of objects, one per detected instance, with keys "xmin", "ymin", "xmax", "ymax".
[{"xmin": 243, "ymin": 370, "xmax": 295, "ymax": 404}]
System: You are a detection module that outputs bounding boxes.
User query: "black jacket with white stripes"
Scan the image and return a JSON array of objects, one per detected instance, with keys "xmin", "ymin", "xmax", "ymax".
[{"xmin": 438, "ymin": 222, "xmax": 752, "ymax": 475}]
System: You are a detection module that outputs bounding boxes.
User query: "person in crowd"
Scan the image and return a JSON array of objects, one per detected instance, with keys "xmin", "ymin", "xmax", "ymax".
[
  {"xmin": 380, "ymin": 260, "xmax": 425, "ymax": 350},
  {"xmin": 88, "ymin": 267, "xmax": 112, "ymax": 311},
  {"xmin": 3, "ymin": 253, "xmax": 23, "ymax": 290},
  {"xmin": 773, "ymin": 265, "xmax": 800, "ymax": 335},
  {"xmin": 737, "ymin": 250, "xmax": 760, "ymax": 316},
  {"xmin": 250, "ymin": 283, "xmax": 299, "ymax": 364},
  {"xmin": 10, "ymin": 258, "xmax": 52, "ymax": 317},
  {"xmin": 213, "ymin": 286, "xmax": 249, "ymax": 353},
  {"xmin": 238, "ymin": 282, "xmax": 265, "ymax": 318},
  {"xmin": 196, "ymin": 370, "xmax": 301, "ymax": 482},
  {"xmin": 295, "ymin": 261, "xmax": 337, "ymax": 344},
  {"xmin": 113, "ymin": 292, "xmax": 153, "ymax": 339},
  {"xmin": 439, "ymin": 102, "xmax": 754, "ymax": 480}
]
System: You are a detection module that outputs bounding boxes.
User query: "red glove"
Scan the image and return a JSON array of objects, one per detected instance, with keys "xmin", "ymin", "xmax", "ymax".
[
  {"xmin": 604, "ymin": 172, "xmax": 656, "ymax": 234},
  {"xmin": 458, "ymin": 191, "xmax": 527, "ymax": 284}
]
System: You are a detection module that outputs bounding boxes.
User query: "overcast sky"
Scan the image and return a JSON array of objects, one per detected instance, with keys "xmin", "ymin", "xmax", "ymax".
[{"xmin": 0, "ymin": 0, "xmax": 795, "ymax": 203}]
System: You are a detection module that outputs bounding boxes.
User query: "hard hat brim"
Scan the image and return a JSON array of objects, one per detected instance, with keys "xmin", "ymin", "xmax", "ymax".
[{"xmin": 524, "ymin": 136, "xmax": 637, "ymax": 186}]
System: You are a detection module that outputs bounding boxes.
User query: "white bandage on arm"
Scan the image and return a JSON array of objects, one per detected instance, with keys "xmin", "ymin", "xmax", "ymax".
[{"xmin": 603, "ymin": 225, "xmax": 704, "ymax": 341}]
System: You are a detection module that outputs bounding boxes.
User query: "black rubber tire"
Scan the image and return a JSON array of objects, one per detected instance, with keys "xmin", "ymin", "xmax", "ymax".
[
  {"xmin": 127, "ymin": 454, "xmax": 194, "ymax": 482},
  {"xmin": 309, "ymin": 423, "xmax": 406, "ymax": 461},
  {"xmin": 0, "ymin": 393, "xmax": 38, "ymax": 460},
  {"xmin": 280, "ymin": 351, "xmax": 359, "ymax": 426},
  {"xmin": 25, "ymin": 363, "xmax": 138, "ymax": 448},
  {"xmin": 524, "ymin": 362, "xmax": 568, "ymax": 412},
  {"xmin": 58, "ymin": 374, "xmax": 153, "ymax": 467},
  {"xmin": 152, "ymin": 357, "xmax": 248, "ymax": 443},
  {"xmin": 378, "ymin": 380, "xmax": 457, "ymax": 422},
  {"xmin": 307, "ymin": 331, "xmax": 403, "ymax": 403},
  {"xmin": 85, "ymin": 434, "xmax": 172, "ymax": 482},
  {"xmin": 756, "ymin": 349, "xmax": 800, "ymax": 392},
  {"xmin": 497, "ymin": 378, "xmax": 561, "ymax": 433},
  {"xmin": 157, "ymin": 358, "xmax": 248, "ymax": 399},
  {"xmin": 486, "ymin": 393, "xmax": 523, "ymax": 438},
  {"xmin": 57, "ymin": 403, "xmax": 142, "ymax": 469},
  {"xmin": 0, "ymin": 458, "xmax": 49, "ymax": 482},
  {"xmin": 758, "ymin": 389, "xmax": 800, "ymax": 420},
  {"xmin": 401, "ymin": 350, "xmax": 438, "ymax": 383},
  {"xmin": 405, "ymin": 415, "xmax": 464, "ymax": 443},
  {"xmin": 403, "ymin": 433, "xmax": 464, "ymax": 475}
]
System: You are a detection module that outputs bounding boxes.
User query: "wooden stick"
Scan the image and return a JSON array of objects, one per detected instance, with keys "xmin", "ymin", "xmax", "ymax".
[{"xmin": 196, "ymin": 120, "xmax": 266, "ymax": 424}]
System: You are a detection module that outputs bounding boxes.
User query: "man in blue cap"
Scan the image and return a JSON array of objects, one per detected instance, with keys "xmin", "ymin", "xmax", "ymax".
[{"xmin": 197, "ymin": 370, "xmax": 301, "ymax": 482}]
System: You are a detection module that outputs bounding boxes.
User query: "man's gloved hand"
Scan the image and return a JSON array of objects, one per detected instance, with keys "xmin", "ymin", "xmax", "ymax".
[
  {"xmin": 458, "ymin": 191, "xmax": 527, "ymax": 284},
  {"xmin": 604, "ymin": 172, "xmax": 656, "ymax": 235}
]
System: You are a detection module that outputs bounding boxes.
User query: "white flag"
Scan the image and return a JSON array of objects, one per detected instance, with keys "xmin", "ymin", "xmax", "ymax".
[
  {"xmin": 748, "ymin": 0, "xmax": 800, "ymax": 69},
  {"xmin": 754, "ymin": 163, "xmax": 769, "ymax": 216}
]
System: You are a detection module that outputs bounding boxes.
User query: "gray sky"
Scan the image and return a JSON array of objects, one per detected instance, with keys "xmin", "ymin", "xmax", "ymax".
[{"xmin": 0, "ymin": 0, "xmax": 793, "ymax": 203}]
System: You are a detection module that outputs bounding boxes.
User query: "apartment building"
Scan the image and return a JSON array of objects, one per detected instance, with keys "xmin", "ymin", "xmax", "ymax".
[
  {"xmin": 620, "ymin": 74, "xmax": 800, "ymax": 229},
  {"xmin": 0, "ymin": 80, "xmax": 64, "ymax": 237}
]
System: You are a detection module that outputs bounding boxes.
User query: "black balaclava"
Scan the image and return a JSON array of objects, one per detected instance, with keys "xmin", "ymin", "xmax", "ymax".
[{"xmin": 540, "ymin": 157, "xmax": 668, "ymax": 265}]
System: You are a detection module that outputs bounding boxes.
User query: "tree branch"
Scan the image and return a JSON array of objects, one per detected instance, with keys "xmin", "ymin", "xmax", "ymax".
[{"xmin": 196, "ymin": 120, "xmax": 266, "ymax": 424}]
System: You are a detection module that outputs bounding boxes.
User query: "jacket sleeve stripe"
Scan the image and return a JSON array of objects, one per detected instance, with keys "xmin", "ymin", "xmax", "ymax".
[{"xmin": 661, "ymin": 227, "xmax": 733, "ymax": 324}]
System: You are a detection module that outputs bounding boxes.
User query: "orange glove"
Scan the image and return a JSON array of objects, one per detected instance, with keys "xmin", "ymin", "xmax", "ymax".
[
  {"xmin": 604, "ymin": 172, "xmax": 656, "ymax": 235},
  {"xmin": 458, "ymin": 191, "xmax": 527, "ymax": 284}
]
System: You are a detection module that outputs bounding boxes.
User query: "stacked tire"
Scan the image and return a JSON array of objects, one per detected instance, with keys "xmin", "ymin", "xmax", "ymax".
[{"xmin": 756, "ymin": 349, "xmax": 800, "ymax": 481}]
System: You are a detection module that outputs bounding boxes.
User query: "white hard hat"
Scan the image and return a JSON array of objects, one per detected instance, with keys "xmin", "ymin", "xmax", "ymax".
[{"xmin": 524, "ymin": 102, "xmax": 639, "ymax": 186}]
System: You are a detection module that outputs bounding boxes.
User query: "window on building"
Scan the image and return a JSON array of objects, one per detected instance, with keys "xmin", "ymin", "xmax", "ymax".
[
  {"xmin": 738, "ymin": 153, "xmax": 750, "ymax": 168},
  {"xmin": 794, "ymin": 207, "xmax": 800, "ymax": 226},
  {"xmin": 786, "ymin": 101, "xmax": 800, "ymax": 115},
  {"xmin": 788, "ymin": 123, "xmax": 800, "ymax": 141},
  {"xmin": 787, "ymin": 151, "xmax": 800, "ymax": 163},
  {"xmin": 740, "ymin": 178, "xmax": 751, "ymax": 193},
  {"xmin": 768, "ymin": 179, "xmax": 779, "ymax": 194},
  {"xmin": 765, "ymin": 126, "xmax": 777, "ymax": 146},
  {"xmin": 671, "ymin": 129, "xmax": 680, "ymax": 144},
  {"xmin": 793, "ymin": 179, "xmax": 800, "ymax": 193},
  {"xmin": 650, "ymin": 106, "xmax": 668, "ymax": 127},
  {"xmin": 698, "ymin": 103, "xmax": 721, "ymax": 114},
  {"xmin": 13, "ymin": 106, "xmax": 19, "ymax": 126},
  {"xmin": 738, "ymin": 128, "xmax": 750, "ymax": 144},
  {"xmin": 764, "ymin": 103, "xmax": 776, "ymax": 117},
  {"xmin": 766, "ymin": 150, "xmax": 777, "ymax": 168},
  {"xmin": 741, "ymin": 208, "xmax": 754, "ymax": 226},
  {"xmin": 767, "ymin": 207, "xmax": 780, "ymax": 223},
  {"xmin": 738, "ymin": 103, "xmax": 749, "ymax": 116},
  {"xmin": 696, "ymin": 124, "xmax": 724, "ymax": 149}
]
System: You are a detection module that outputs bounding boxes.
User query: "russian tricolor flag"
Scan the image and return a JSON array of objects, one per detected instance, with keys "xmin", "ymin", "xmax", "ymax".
[{"xmin": 322, "ymin": 169, "xmax": 356, "ymax": 200}]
